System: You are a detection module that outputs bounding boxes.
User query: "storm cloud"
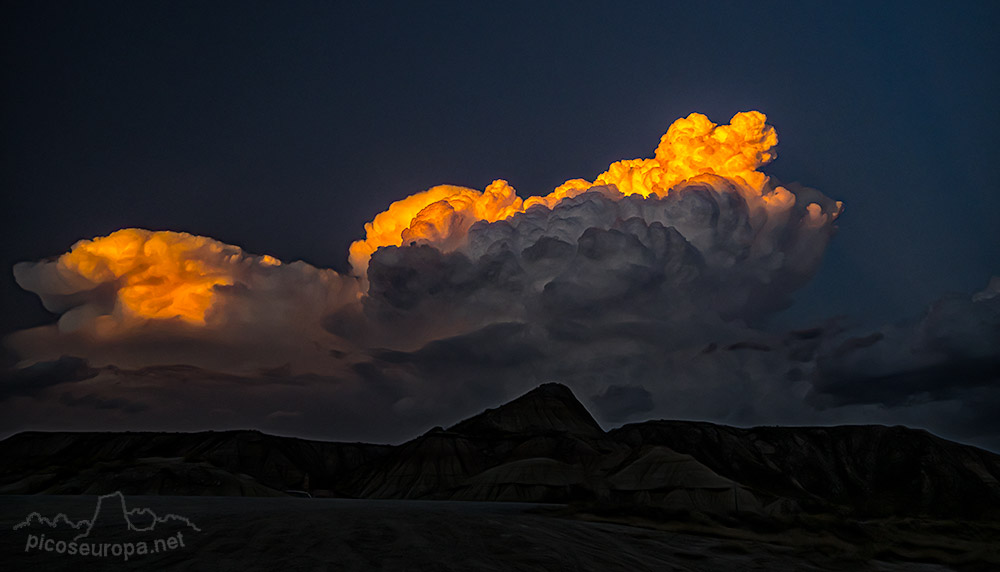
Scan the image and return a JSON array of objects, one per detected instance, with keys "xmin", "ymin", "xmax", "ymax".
[{"xmin": 3, "ymin": 111, "xmax": 998, "ymax": 452}]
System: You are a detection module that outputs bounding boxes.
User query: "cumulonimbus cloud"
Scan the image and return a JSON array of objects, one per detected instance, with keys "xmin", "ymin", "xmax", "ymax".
[
  {"xmin": 8, "ymin": 228, "xmax": 359, "ymax": 371},
  {"xmin": 1, "ymin": 111, "xmax": 849, "ymax": 436},
  {"xmin": 9, "ymin": 111, "xmax": 842, "ymax": 365},
  {"xmin": 0, "ymin": 112, "xmax": 1000, "ymax": 452},
  {"xmin": 14, "ymin": 112, "xmax": 995, "ymax": 451}
]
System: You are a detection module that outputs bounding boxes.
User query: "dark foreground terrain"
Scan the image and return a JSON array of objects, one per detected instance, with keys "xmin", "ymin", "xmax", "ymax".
[
  {"xmin": 5, "ymin": 384, "xmax": 1000, "ymax": 521},
  {"xmin": 3, "ymin": 383, "xmax": 999, "ymax": 569},
  {"xmin": 3, "ymin": 495, "xmax": 992, "ymax": 571}
]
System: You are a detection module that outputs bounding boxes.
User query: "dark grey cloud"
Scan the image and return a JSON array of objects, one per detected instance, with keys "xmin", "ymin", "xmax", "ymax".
[
  {"xmin": 57, "ymin": 391, "xmax": 149, "ymax": 413},
  {"xmin": 810, "ymin": 280, "xmax": 1000, "ymax": 408},
  {"xmin": 3, "ymin": 278, "xmax": 999, "ymax": 451},
  {"xmin": 4, "ymin": 118, "xmax": 998, "ymax": 453},
  {"xmin": 591, "ymin": 385, "xmax": 655, "ymax": 422},
  {"xmin": 354, "ymin": 184, "xmax": 839, "ymax": 351},
  {"xmin": 0, "ymin": 356, "xmax": 97, "ymax": 400}
]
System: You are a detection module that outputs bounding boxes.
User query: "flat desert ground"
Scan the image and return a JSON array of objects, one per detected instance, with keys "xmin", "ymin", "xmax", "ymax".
[{"xmin": 0, "ymin": 496, "xmax": 967, "ymax": 571}]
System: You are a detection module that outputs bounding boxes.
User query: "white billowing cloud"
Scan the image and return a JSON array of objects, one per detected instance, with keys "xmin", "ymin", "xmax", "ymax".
[
  {"xmin": 28, "ymin": 112, "xmax": 1000, "ymax": 450},
  {"xmin": 357, "ymin": 177, "xmax": 840, "ymax": 347},
  {"xmin": 9, "ymin": 229, "xmax": 361, "ymax": 372}
]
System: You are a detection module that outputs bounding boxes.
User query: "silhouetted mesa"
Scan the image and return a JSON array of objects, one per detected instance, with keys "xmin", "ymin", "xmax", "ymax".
[
  {"xmin": 0, "ymin": 430, "xmax": 391, "ymax": 497},
  {"xmin": 450, "ymin": 382, "xmax": 605, "ymax": 437},
  {"xmin": 3, "ymin": 383, "xmax": 999, "ymax": 521}
]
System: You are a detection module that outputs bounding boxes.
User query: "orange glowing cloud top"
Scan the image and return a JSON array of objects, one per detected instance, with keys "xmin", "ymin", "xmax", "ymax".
[
  {"xmin": 349, "ymin": 111, "xmax": 787, "ymax": 275},
  {"xmin": 57, "ymin": 228, "xmax": 281, "ymax": 323},
  {"xmin": 38, "ymin": 112, "xmax": 808, "ymax": 325}
]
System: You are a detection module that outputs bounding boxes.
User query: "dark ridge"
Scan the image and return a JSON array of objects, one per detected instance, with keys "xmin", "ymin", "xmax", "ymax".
[
  {"xmin": 449, "ymin": 382, "xmax": 604, "ymax": 437},
  {"xmin": 0, "ymin": 430, "xmax": 392, "ymax": 496},
  {"xmin": 2, "ymin": 384, "xmax": 1000, "ymax": 521},
  {"xmin": 609, "ymin": 420, "xmax": 1000, "ymax": 518}
]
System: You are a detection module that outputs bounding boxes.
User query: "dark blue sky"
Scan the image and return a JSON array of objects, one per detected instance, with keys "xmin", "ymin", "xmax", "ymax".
[{"xmin": 3, "ymin": 0, "xmax": 998, "ymax": 337}]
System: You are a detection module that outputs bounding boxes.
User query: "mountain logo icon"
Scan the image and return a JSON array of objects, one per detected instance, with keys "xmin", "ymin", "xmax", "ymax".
[
  {"xmin": 14, "ymin": 492, "xmax": 199, "ymax": 561},
  {"xmin": 14, "ymin": 491, "xmax": 200, "ymax": 540}
]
